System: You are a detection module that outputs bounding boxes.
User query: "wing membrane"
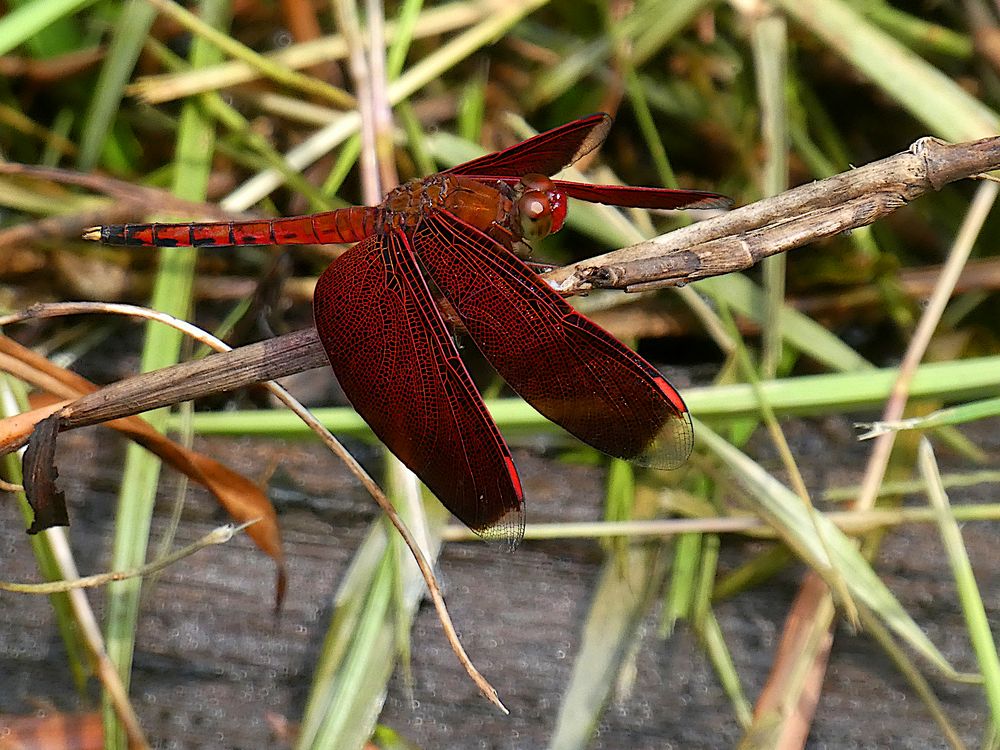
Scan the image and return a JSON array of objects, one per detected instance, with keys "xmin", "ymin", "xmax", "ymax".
[
  {"xmin": 554, "ymin": 181, "xmax": 732, "ymax": 210},
  {"xmin": 444, "ymin": 114, "xmax": 612, "ymax": 178},
  {"xmin": 412, "ymin": 213, "xmax": 693, "ymax": 469},
  {"xmin": 313, "ymin": 231, "xmax": 524, "ymax": 547}
]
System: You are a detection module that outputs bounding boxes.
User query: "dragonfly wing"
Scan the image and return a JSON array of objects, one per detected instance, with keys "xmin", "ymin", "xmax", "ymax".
[
  {"xmin": 413, "ymin": 212, "xmax": 693, "ymax": 470},
  {"xmin": 313, "ymin": 231, "xmax": 525, "ymax": 548},
  {"xmin": 444, "ymin": 113, "xmax": 612, "ymax": 178},
  {"xmin": 553, "ymin": 181, "xmax": 733, "ymax": 210}
]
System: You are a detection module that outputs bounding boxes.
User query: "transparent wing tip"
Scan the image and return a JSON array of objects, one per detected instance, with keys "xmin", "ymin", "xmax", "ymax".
[
  {"xmin": 477, "ymin": 506, "xmax": 526, "ymax": 552},
  {"xmin": 631, "ymin": 412, "xmax": 694, "ymax": 471}
]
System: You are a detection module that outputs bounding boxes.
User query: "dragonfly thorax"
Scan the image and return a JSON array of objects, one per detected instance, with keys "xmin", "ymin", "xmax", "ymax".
[
  {"xmin": 380, "ymin": 174, "xmax": 513, "ymax": 235},
  {"xmin": 378, "ymin": 173, "xmax": 567, "ymax": 253}
]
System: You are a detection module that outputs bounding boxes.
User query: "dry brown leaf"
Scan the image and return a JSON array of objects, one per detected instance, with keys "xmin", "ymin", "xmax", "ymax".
[
  {"xmin": 0, "ymin": 711, "xmax": 103, "ymax": 750},
  {"xmin": 0, "ymin": 400, "xmax": 67, "ymax": 454},
  {"xmin": 22, "ymin": 414, "xmax": 69, "ymax": 533},
  {"xmin": 0, "ymin": 335, "xmax": 285, "ymax": 602}
]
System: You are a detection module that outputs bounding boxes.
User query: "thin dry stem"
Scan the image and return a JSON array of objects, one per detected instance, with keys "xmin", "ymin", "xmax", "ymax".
[
  {"xmin": 435, "ymin": 503, "xmax": 1000, "ymax": 541},
  {"xmin": 1, "ymin": 521, "xmax": 255, "ymax": 593},
  {"xmin": 853, "ymin": 180, "xmax": 998, "ymax": 514},
  {"xmin": 44, "ymin": 527, "xmax": 150, "ymax": 749},
  {"xmin": 334, "ymin": 0, "xmax": 380, "ymax": 203},
  {"xmin": 365, "ymin": 0, "xmax": 398, "ymax": 191}
]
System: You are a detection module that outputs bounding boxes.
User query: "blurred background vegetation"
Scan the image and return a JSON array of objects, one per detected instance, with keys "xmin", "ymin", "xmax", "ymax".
[{"xmin": 1, "ymin": 0, "xmax": 1000, "ymax": 748}]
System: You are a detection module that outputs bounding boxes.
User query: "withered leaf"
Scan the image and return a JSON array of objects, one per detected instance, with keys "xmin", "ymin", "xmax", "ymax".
[
  {"xmin": 0, "ymin": 334, "xmax": 285, "ymax": 603},
  {"xmin": 22, "ymin": 412, "xmax": 69, "ymax": 534}
]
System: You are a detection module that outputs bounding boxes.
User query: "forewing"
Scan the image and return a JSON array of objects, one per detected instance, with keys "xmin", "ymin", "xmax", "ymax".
[
  {"xmin": 413, "ymin": 213, "xmax": 693, "ymax": 469},
  {"xmin": 554, "ymin": 181, "xmax": 733, "ymax": 210},
  {"xmin": 444, "ymin": 114, "xmax": 612, "ymax": 178},
  {"xmin": 312, "ymin": 231, "xmax": 524, "ymax": 548}
]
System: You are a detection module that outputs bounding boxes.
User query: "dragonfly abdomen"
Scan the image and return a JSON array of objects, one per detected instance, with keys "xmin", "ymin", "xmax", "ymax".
[{"xmin": 83, "ymin": 206, "xmax": 378, "ymax": 247}]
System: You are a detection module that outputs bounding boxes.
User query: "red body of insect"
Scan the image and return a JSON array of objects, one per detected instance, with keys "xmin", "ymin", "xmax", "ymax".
[{"xmin": 87, "ymin": 114, "xmax": 730, "ymax": 549}]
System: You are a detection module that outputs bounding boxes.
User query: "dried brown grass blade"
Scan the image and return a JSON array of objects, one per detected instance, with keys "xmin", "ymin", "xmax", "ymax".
[{"xmin": 742, "ymin": 572, "xmax": 834, "ymax": 748}]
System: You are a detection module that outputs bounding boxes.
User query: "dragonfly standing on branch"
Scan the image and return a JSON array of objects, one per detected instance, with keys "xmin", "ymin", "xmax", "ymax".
[{"xmin": 85, "ymin": 113, "xmax": 731, "ymax": 550}]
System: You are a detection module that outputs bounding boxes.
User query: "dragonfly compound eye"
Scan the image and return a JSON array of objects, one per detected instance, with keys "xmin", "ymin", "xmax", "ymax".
[{"xmin": 517, "ymin": 190, "xmax": 553, "ymax": 241}]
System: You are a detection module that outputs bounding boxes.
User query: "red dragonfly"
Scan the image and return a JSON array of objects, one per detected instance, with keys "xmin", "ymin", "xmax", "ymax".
[{"xmin": 86, "ymin": 113, "xmax": 730, "ymax": 550}]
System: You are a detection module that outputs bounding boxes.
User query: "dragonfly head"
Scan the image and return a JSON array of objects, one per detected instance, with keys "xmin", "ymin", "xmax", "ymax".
[{"xmin": 515, "ymin": 174, "xmax": 568, "ymax": 242}]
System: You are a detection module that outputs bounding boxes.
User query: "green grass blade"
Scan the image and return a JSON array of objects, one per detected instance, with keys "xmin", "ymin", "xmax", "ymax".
[
  {"xmin": 0, "ymin": 0, "xmax": 96, "ymax": 57},
  {"xmin": 776, "ymin": 0, "xmax": 1000, "ymax": 140},
  {"xmin": 921, "ymin": 440, "xmax": 1000, "ymax": 726},
  {"xmin": 0, "ymin": 375, "xmax": 90, "ymax": 691},
  {"xmin": 857, "ymin": 1, "xmax": 972, "ymax": 58},
  {"xmin": 659, "ymin": 531, "xmax": 701, "ymax": 636},
  {"xmin": 176, "ymin": 354, "xmax": 1000, "ymax": 439},
  {"xmin": 296, "ymin": 525, "xmax": 390, "ymax": 746},
  {"xmin": 147, "ymin": 0, "xmax": 354, "ymax": 108},
  {"xmin": 701, "ymin": 609, "xmax": 753, "ymax": 728},
  {"xmin": 306, "ymin": 551, "xmax": 396, "ymax": 748},
  {"xmin": 100, "ymin": 2, "xmax": 230, "ymax": 747},
  {"xmin": 385, "ymin": 0, "xmax": 424, "ymax": 80},
  {"xmin": 750, "ymin": 14, "xmax": 790, "ymax": 378},
  {"xmin": 297, "ymin": 481, "xmax": 448, "ymax": 750},
  {"xmin": 548, "ymin": 545, "xmax": 669, "ymax": 750},
  {"xmin": 698, "ymin": 422, "xmax": 967, "ymax": 679},
  {"xmin": 77, "ymin": 0, "xmax": 157, "ymax": 171}
]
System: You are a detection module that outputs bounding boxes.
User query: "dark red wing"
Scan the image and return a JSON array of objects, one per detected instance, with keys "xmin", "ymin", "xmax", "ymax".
[
  {"xmin": 444, "ymin": 113, "xmax": 612, "ymax": 178},
  {"xmin": 467, "ymin": 176, "xmax": 731, "ymax": 210},
  {"xmin": 412, "ymin": 212, "xmax": 693, "ymax": 469},
  {"xmin": 313, "ymin": 231, "xmax": 525, "ymax": 548},
  {"xmin": 553, "ymin": 181, "xmax": 733, "ymax": 210}
]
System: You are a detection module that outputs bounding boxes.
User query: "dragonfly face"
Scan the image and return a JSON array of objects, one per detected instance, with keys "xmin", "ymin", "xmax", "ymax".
[
  {"xmin": 436, "ymin": 173, "xmax": 570, "ymax": 255},
  {"xmin": 511, "ymin": 173, "xmax": 568, "ymax": 243}
]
